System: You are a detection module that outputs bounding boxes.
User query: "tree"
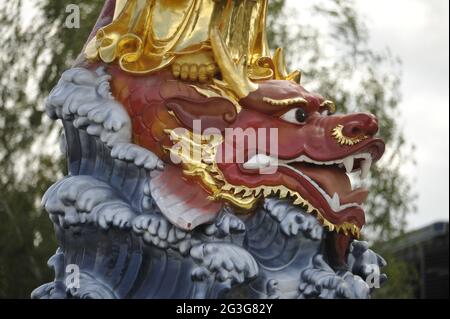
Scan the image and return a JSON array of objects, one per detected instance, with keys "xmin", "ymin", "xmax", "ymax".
[
  {"xmin": 0, "ymin": 0, "xmax": 104, "ymax": 298},
  {"xmin": 0, "ymin": 0, "xmax": 416, "ymax": 298}
]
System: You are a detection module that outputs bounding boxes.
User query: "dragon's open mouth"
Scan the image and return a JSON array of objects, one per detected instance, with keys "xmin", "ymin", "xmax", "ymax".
[
  {"xmin": 281, "ymin": 152, "xmax": 372, "ymax": 212},
  {"xmin": 165, "ymin": 126, "xmax": 383, "ymax": 238},
  {"xmin": 241, "ymin": 146, "xmax": 380, "ymax": 237}
]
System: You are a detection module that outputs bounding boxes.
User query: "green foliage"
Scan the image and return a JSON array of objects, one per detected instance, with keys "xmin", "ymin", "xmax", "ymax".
[
  {"xmin": 0, "ymin": 0, "xmax": 103, "ymax": 298},
  {"xmin": 0, "ymin": 0, "xmax": 416, "ymax": 298},
  {"xmin": 372, "ymin": 253, "xmax": 419, "ymax": 299}
]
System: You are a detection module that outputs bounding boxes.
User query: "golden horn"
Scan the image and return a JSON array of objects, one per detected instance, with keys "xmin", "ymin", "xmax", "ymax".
[
  {"xmin": 210, "ymin": 27, "xmax": 258, "ymax": 99},
  {"xmin": 273, "ymin": 48, "xmax": 288, "ymax": 80},
  {"xmin": 273, "ymin": 47, "xmax": 301, "ymax": 83}
]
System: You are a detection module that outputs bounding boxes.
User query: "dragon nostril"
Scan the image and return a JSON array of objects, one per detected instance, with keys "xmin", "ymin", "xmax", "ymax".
[
  {"xmin": 341, "ymin": 113, "xmax": 379, "ymax": 138},
  {"xmin": 332, "ymin": 124, "xmax": 369, "ymax": 146},
  {"xmin": 343, "ymin": 122, "xmax": 365, "ymax": 138},
  {"xmin": 350, "ymin": 126, "xmax": 363, "ymax": 136}
]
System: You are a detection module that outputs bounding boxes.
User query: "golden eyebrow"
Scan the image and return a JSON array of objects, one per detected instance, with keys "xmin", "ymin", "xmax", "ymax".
[
  {"xmin": 320, "ymin": 100, "xmax": 336, "ymax": 114},
  {"xmin": 262, "ymin": 97, "xmax": 308, "ymax": 106}
]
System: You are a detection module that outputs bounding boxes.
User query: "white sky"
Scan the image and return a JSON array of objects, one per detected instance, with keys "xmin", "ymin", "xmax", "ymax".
[
  {"xmin": 287, "ymin": 0, "xmax": 449, "ymax": 230},
  {"xmin": 354, "ymin": 0, "xmax": 449, "ymax": 230}
]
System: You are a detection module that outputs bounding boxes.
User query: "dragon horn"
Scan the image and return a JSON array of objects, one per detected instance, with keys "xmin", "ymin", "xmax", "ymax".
[
  {"xmin": 273, "ymin": 47, "xmax": 301, "ymax": 83},
  {"xmin": 210, "ymin": 27, "xmax": 258, "ymax": 99}
]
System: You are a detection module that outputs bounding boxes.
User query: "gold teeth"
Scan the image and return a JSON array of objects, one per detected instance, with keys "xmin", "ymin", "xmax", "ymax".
[
  {"xmin": 233, "ymin": 186, "xmax": 245, "ymax": 195},
  {"xmin": 221, "ymin": 183, "xmax": 361, "ymax": 238},
  {"xmin": 243, "ymin": 189, "xmax": 253, "ymax": 197},
  {"xmin": 332, "ymin": 124, "xmax": 368, "ymax": 146},
  {"xmin": 316, "ymin": 215, "xmax": 361, "ymax": 238},
  {"xmin": 221, "ymin": 184, "xmax": 233, "ymax": 191},
  {"xmin": 262, "ymin": 97, "xmax": 308, "ymax": 107}
]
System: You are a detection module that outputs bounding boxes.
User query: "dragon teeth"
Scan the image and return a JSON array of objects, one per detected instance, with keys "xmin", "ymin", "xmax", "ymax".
[
  {"xmin": 343, "ymin": 156, "xmax": 354, "ymax": 173},
  {"xmin": 263, "ymin": 188, "xmax": 272, "ymax": 197},
  {"xmin": 279, "ymin": 189, "xmax": 288, "ymax": 199},
  {"xmin": 243, "ymin": 154, "xmax": 272, "ymax": 169},
  {"xmin": 243, "ymin": 189, "xmax": 253, "ymax": 197},
  {"xmin": 233, "ymin": 186, "xmax": 244, "ymax": 195},
  {"xmin": 253, "ymin": 188, "xmax": 263, "ymax": 196},
  {"xmin": 331, "ymin": 193, "xmax": 340, "ymax": 211},
  {"xmin": 360, "ymin": 157, "xmax": 372, "ymax": 179}
]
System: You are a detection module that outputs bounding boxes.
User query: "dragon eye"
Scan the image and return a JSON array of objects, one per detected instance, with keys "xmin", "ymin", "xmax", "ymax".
[{"xmin": 280, "ymin": 108, "xmax": 308, "ymax": 124}]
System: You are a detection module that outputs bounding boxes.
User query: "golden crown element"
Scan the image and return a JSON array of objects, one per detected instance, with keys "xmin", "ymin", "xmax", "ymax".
[
  {"xmin": 85, "ymin": 0, "xmax": 301, "ymax": 95},
  {"xmin": 332, "ymin": 124, "xmax": 368, "ymax": 146},
  {"xmin": 163, "ymin": 127, "xmax": 361, "ymax": 238}
]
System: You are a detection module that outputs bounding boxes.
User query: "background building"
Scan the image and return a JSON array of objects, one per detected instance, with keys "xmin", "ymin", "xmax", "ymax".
[{"xmin": 385, "ymin": 222, "xmax": 449, "ymax": 299}]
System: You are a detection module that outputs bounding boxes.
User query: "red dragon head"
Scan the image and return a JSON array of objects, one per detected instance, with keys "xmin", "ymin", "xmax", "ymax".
[
  {"xmin": 216, "ymin": 78, "xmax": 385, "ymax": 235},
  {"xmin": 100, "ymin": 24, "xmax": 385, "ymax": 267}
]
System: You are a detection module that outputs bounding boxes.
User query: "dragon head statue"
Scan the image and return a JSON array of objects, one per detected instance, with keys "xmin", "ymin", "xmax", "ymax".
[
  {"xmin": 34, "ymin": 0, "xmax": 388, "ymax": 299},
  {"xmin": 83, "ymin": 0, "xmax": 387, "ymax": 266}
]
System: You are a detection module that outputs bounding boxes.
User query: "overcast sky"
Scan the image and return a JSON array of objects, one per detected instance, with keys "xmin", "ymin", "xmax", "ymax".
[
  {"xmin": 287, "ymin": 0, "xmax": 449, "ymax": 230},
  {"xmin": 355, "ymin": 0, "xmax": 449, "ymax": 230}
]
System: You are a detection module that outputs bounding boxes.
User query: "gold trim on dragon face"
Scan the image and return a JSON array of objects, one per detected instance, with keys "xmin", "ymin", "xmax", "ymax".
[
  {"xmin": 332, "ymin": 124, "xmax": 369, "ymax": 146},
  {"xmin": 163, "ymin": 127, "xmax": 361, "ymax": 238}
]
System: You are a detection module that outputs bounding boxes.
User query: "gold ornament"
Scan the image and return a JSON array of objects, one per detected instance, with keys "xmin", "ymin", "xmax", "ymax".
[
  {"xmin": 332, "ymin": 124, "xmax": 369, "ymax": 146},
  {"xmin": 85, "ymin": 0, "xmax": 301, "ymax": 97}
]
